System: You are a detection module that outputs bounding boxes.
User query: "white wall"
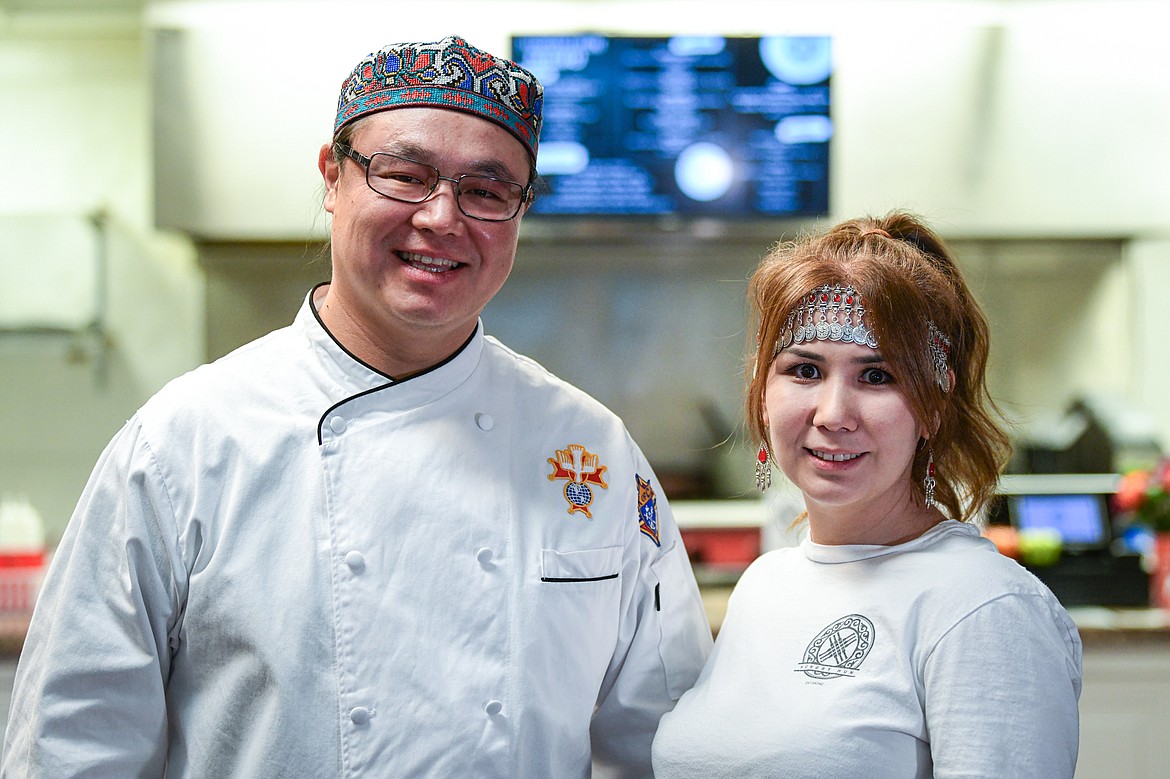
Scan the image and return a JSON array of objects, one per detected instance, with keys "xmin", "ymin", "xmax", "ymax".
[
  {"xmin": 146, "ymin": 0, "xmax": 1170, "ymax": 239},
  {"xmin": 0, "ymin": 12, "xmax": 203, "ymax": 540},
  {"xmin": 1129, "ymin": 239, "xmax": 1170, "ymax": 449}
]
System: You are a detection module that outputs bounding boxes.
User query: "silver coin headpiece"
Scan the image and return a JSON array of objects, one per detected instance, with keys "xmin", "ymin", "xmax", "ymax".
[{"xmin": 772, "ymin": 284, "xmax": 952, "ymax": 392}]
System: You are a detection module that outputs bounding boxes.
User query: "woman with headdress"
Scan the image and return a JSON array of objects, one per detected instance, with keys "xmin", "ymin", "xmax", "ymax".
[{"xmin": 652, "ymin": 212, "xmax": 1081, "ymax": 778}]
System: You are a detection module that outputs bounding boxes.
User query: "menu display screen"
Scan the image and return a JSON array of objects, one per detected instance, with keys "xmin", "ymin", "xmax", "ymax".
[{"xmin": 511, "ymin": 34, "xmax": 832, "ymax": 218}]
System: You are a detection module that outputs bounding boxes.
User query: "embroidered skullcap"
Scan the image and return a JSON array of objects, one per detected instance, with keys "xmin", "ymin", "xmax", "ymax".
[{"xmin": 333, "ymin": 35, "xmax": 544, "ymax": 159}]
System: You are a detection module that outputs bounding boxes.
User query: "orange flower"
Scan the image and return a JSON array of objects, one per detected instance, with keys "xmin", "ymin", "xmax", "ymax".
[
  {"xmin": 1114, "ymin": 458, "xmax": 1170, "ymax": 532},
  {"xmin": 1114, "ymin": 470, "xmax": 1151, "ymax": 513}
]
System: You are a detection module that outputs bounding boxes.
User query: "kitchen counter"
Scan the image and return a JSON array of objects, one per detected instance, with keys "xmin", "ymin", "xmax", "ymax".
[
  {"xmin": 1066, "ymin": 606, "xmax": 1170, "ymax": 646},
  {"xmin": 4, "ymin": 602, "xmax": 1169, "ymax": 657},
  {"xmin": 697, "ymin": 583, "xmax": 1170, "ymax": 644}
]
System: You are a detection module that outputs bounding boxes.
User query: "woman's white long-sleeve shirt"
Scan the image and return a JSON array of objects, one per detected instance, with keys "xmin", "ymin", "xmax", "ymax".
[{"xmin": 3, "ymin": 290, "xmax": 712, "ymax": 778}]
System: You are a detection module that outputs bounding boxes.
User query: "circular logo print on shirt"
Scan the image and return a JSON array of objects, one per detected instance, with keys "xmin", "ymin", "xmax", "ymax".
[{"xmin": 795, "ymin": 614, "xmax": 875, "ymax": 679}]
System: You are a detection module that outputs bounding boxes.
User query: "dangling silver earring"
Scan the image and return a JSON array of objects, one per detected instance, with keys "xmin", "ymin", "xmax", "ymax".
[
  {"xmin": 756, "ymin": 444, "xmax": 772, "ymax": 493},
  {"xmin": 923, "ymin": 448, "xmax": 937, "ymax": 509}
]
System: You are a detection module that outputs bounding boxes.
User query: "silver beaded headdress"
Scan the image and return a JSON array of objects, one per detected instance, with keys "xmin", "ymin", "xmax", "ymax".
[
  {"xmin": 772, "ymin": 283, "xmax": 953, "ymax": 391},
  {"xmin": 774, "ymin": 284, "xmax": 877, "ymax": 353}
]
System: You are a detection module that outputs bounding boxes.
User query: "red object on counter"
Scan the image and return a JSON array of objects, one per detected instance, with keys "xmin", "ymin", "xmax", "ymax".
[
  {"xmin": 0, "ymin": 552, "xmax": 47, "ymax": 612},
  {"xmin": 0, "ymin": 552, "xmax": 45, "ymax": 568},
  {"xmin": 680, "ymin": 527, "xmax": 762, "ymax": 568}
]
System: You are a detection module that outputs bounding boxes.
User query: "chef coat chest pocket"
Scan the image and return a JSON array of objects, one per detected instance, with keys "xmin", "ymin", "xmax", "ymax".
[
  {"xmin": 538, "ymin": 547, "xmax": 623, "ymax": 661},
  {"xmin": 540, "ymin": 547, "xmax": 621, "ymax": 583}
]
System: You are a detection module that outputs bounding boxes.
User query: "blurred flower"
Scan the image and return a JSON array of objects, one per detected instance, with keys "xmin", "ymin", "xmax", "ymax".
[{"xmin": 1113, "ymin": 457, "xmax": 1170, "ymax": 533}]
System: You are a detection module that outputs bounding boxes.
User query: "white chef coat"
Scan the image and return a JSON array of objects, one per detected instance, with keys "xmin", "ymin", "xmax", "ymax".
[{"xmin": 2, "ymin": 287, "xmax": 712, "ymax": 778}]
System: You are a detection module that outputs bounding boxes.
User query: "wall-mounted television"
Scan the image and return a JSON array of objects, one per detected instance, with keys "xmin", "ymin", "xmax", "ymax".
[{"xmin": 511, "ymin": 34, "xmax": 831, "ymax": 219}]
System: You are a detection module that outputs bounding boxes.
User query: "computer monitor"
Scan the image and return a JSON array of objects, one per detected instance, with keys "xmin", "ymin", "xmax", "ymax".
[{"xmin": 1007, "ymin": 493, "xmax": 1112, "ymax": 552}]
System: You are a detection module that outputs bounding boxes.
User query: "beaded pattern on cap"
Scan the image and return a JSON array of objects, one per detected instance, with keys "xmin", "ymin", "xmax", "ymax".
[{"xmin": 334, "ymin": 35, "xmax": 544, "ymax": 158}]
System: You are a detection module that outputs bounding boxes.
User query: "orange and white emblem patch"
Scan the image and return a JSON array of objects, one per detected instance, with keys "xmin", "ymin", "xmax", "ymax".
[{"xmin": 547, "ymin": 443, "xmax": 609, "ymax": 517}]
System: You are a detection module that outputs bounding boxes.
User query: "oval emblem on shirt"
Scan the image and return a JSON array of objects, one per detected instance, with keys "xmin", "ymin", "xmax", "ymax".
[{"xmin": 795, "ymin": 613, "xmax": 875, "ymax": 679}]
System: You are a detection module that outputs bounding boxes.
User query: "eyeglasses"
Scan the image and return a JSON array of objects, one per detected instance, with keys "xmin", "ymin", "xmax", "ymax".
[{"xmin": 334, "ymin": 143, "xmax": 532, "ymax": 222}]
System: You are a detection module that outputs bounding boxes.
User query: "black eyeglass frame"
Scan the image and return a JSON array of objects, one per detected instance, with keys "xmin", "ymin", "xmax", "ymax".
[{"xmin": 333, "ymin": 143, "xmax": 533, "ymax": 223}]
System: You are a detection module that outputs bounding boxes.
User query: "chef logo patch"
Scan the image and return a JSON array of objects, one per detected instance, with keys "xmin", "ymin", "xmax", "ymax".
[
  {"xmin": 795, "ymin": 614, "xmax": 875, "ymax": 679},
  {"xmin": 636, "ymin": 474, "xmax": 660, "ymax": 546},
  {"xmin": 547, "ymin": 443, "xmax": 608, "ymax": 518}
]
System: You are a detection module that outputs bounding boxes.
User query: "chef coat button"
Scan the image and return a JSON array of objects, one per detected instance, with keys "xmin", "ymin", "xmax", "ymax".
[
  {"xmin": 349, "ymin": 706, "xmax": 370, "ymax": 725},
  {"xmin": 345, "ymin": 551, "xmax": 366, "ymax": 572},
  {"xmin": 475, "ymin": 412, "xmax": 494, "ymax": 431},
  {"xmin": 329, "ymin": 416, "xmax": 347, "ymax": 434},
  {"xmin": 484, "ymin": 700, "xmax": 503, "ymax": 716},
  {"xmin": 475, "ymin": 547, "xmax": 494, "ymax": 567}
]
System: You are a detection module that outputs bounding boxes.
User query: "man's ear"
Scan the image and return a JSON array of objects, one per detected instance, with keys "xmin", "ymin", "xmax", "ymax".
[{"xmin": 319, "ymin": 144, "xmax": 340, "ymax": 213}]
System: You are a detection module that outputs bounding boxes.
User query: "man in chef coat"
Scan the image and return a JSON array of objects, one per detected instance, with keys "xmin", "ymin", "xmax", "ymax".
[{"xmin": 2, "ymin": 35, "xmax": 712, "ymax": 777}]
